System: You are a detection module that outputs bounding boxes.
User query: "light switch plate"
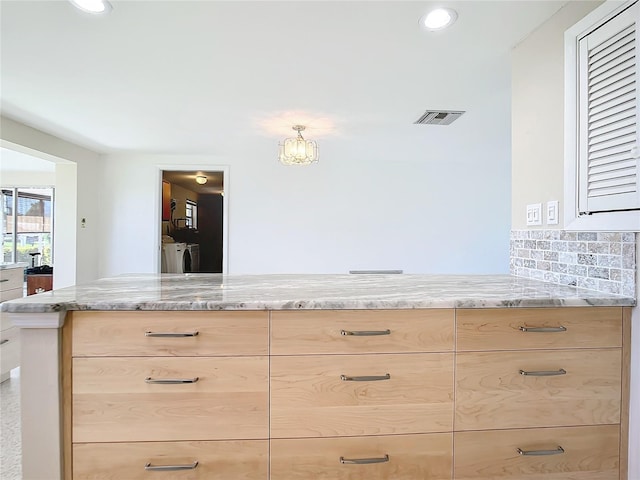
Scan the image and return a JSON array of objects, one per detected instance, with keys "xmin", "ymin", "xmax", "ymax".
[
  {"xmin": 547, "ymin": 200, "xmax": 559, "ymax": 225},
  {"xmin": 526, "ymin": 203, "xmax": 542, "ymax": 226}
]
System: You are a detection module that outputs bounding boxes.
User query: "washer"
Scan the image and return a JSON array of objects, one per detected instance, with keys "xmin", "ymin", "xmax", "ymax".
[
  {"xmin": 186, "ymin": 244, "xmax": 200, "ymax": 273},
  {"xmin": 161, "ymin": 243, "xmax": 191, "ymax": 273}
]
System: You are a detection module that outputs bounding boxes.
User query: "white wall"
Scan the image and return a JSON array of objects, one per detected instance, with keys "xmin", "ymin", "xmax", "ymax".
[
  {"xmin": 100, "ymin": 94, "xmax": 511, "ymax": 277},
  {"xmin": 0, "ymin": 170, "xmax": 56, "ymax": 186},
  {"xmin": 0, "ymin": 116, "xmax": 101, "ymax": 286},
  {"xmin": 511, "ymin": 1, "xmax": 603, "ymax": 230}
]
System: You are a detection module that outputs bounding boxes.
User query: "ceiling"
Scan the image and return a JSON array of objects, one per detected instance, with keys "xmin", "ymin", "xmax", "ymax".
[
  {"xmin": 0, "ymin": 0, "xmax": 568, "ymax": 156},
  {"xmin": 163, "ymin": 170, "xmax": 224, "ymax": 195}
]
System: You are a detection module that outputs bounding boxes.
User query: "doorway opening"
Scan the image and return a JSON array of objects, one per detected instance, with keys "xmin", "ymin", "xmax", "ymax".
[{"xmin": 159, "ymin": 169, "xmax": 226, "ymax": 274}]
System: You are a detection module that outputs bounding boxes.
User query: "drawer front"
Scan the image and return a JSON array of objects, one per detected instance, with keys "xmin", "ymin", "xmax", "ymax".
[
  {"xmin": 271, "ymin": 309, "xmax": 454, "ymax": 355},
  {"xmin": 0, "ymin": 267, "xmax": 23, "ymax": 293},
  {"xmin": 271, "ymin": 353, "xmax": 453, "ymax": 438},
  {"xmin": 0, "ymin": 287, "xmax": 23, "ymax": 303},
  {"xmin": 456, "ymin": 307, "xmax": 622, "ymax": 351},
  {"xmin": 455, "ymin": 349, "xmax": 621, "ymax": 430},
  {"xmin": 454, "ymin": 425, "xmax": 619, "ymax": 479},
  {"xmin": 0, "ymin": 325, "xmax": 20, "ymax": 375},
  {"xmin": 73, "ymin": 440, "xmax": 268, "ymax": 479},
  {"xmin": 271, "ymin": 433, "xmax": 452, "ymax": 480},
  {"xmin": 73, "ymin": 356, "xmax": 268, "ymax": 442},
  {"xmin": 71, "ymin": 311, "xmax": 268, "ymax": 356}
]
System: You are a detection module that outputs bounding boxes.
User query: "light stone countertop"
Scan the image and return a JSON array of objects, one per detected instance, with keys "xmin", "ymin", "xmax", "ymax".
[
  {"xmin": 0, "ymin": 274, "xmax": 634, "ymax": 313},
  {"xmin": 0, "ymin": 262, "xmax": 28, "ymax": 271}
]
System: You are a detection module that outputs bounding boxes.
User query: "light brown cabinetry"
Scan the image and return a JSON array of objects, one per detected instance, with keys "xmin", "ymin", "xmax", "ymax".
[
  {"xmin": 454, "ymin": 307, "xmax": 628, "ymax": 479},
  {"xmin": 69, "ymin": 311, "xmax": 269, "ymax": 479},
  {"xmin": 65, "ymin": 307, "xmax": 629, "ymax": 480},
  {"xmin": 270, "ymin": 309, "xmax": 455, "ymax": 478},
  {"xmin": 271, "ymin": 434, "xmax": 453, "ymax": 480}
]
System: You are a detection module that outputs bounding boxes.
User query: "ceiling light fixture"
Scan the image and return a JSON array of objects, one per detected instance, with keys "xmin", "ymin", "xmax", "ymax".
[
  {"xmin": 195, "ymin": 175, "xmax": 208, "ymax": 185},
  {"xmin": 420, "ymin": 8, "xmax": 457, "ymax": 31},
  {"xmin": 69, "ymin": 0, "xmax": 112, "ymax": 14},
  {"xmin": 278, "ymin": 125, "xmax": 319, "ymax": 166}
]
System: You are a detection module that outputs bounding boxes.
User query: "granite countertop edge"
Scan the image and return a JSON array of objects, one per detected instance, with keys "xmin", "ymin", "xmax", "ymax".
[{"xmin": 0, "ymin": 273, "xmax": 635, "ymax": 314}]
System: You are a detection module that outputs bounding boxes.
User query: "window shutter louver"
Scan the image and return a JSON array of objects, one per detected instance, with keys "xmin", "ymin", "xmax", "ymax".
[{"xmin": 578, "ymin": 2, "xmax": 639, "ymax": 214}]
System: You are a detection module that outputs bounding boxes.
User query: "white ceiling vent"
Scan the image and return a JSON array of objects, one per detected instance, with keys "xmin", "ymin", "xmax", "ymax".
[{"xmin": 414, "ymin": 110, "xmax": 465, "ymax": 125}]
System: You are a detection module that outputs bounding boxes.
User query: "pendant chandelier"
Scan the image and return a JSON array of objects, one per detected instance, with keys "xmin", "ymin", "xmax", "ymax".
[{"xmin": 278, "ymin": 125, "xmax": 319, "ymax": 166}]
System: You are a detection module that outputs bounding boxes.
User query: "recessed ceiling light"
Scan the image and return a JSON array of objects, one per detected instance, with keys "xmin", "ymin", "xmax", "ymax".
[
  {"xmin": 420, "ymin": 8, "xmax": 458, "ymax": 31},
  {"xmin": 69, "ymin": 0, "xmax": 112, "ymax": 14}
]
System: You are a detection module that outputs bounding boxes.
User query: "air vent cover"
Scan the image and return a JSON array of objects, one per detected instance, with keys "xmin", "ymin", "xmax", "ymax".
[{"xmin": 414, "ymin": 110, "xmax": 465, "ymax": 125}]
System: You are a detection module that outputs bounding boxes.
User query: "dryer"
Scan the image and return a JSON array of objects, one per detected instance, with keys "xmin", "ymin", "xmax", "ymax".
[
  {"xmin": 161, "ymin": 243, "xmax": 191, "ymax": 273},
  {"xmin": 185, "ymin": 244, "xmax": 200, "ymax": 273}
]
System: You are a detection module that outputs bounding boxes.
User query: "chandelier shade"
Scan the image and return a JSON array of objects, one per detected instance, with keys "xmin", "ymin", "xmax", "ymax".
[{"xmin": 278, "ymin": 125, "xmax": 319, "ymax": 165}]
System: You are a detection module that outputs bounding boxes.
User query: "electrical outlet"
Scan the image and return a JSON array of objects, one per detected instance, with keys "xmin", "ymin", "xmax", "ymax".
[
  {"xmin": 526, "ymin": 203, "xmax": 542, "ymax": 226},
  {"xmin": 547, "ymin": 201, "xmax": 559, "ymax": 225}
]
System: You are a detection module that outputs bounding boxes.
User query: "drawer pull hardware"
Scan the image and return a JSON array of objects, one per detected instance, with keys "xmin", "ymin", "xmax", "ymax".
[
  {"xmin": 340, "ymin": 455, "xmax": 390, "ymax": 464},
  {"xmin": 517, "ymin": 446, "xmax": 564, "ymax": 456},
  {"xmin": 144, "ymin": 461, "xmax": 199, "ymax": 471},
  {"xmin": 519, "ymin": 326, "xmax": 566, "ymax": 333},
  {"xmin": 0, "ymin": 279, "xmax": 8, "ymax": 283},
  {"xmin": 519, "ymin": 368, "xmax": 566, "ymax": 376},
  {"xmin": 341, "ymin": 329, "xmax": 391, "ymax": 336},
  {"xmin": 0, "ymin": 339, "xmax": 8, "ymax": 345},
  {"xmin": 145, "ymin": 331, "xmax": 199, "ymax": 337},
  {"xmin": 145, "ymin": 377, "xmax": 199, "ymax": 384},
  {"xmin": 340, "ymin": 373, "xmax": 391, "ymax": 382}
]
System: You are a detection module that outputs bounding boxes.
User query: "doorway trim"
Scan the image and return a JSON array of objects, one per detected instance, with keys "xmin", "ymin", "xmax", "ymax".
[{"xmin": 156, "ymin": 164, "xmax": 229, "ymax": 274}]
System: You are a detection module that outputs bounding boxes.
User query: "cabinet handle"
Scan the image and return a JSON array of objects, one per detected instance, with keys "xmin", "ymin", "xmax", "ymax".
[
  {"xmin": 519, "ymin": 326, "xmax": 566, "ymax": 333},
  {"xmin": 145, "ymin": 331, "xmax": 199, "ymax": 337},
  {"xmin": 144, "ymin": 461, "xmax": 199, "ymax": 471},
  {"xmin": 519, "ymin": 368, "xmax": 566, "ymax": 376},
  {"xmin": 0, "ymin": 279, "xmax": 9, "ymax": 283},
  {"xmin": 340, "ymin": 455, "xmax": 389, "ymax": 464},
  {"xmin": 340, "ymin": 373, "xmax": 390, "ymax": 382},
  {"xmin": 0, "ymin": 339, "xmax": 8, "ymax": 345},
  {"xmin": 145, "ymin": 377, "xmax": 199, "ymax": 384},
  {"xmin": 341, "ymin": 329, "xmax": 391, "ymax": 336},
  {"xmin": 517, "ymin": 446, "xmax": 564, "ymax": 456}
]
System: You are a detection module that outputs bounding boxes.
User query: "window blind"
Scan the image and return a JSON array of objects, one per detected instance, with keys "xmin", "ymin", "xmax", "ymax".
[{"xmin": 578, "ymin": 2, "xmax": 639, "ymax": 213}]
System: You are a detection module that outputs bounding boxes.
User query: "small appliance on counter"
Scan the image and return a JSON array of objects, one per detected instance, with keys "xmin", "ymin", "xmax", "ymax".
[{"xmin": 25, "ymin": 252, "xmax": 53, "ymax": 295}]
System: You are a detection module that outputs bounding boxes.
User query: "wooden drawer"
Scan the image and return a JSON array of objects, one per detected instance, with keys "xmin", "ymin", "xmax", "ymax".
[
  {"xmin": 0, "ymin": 324, "xmax": 20, "ymax": 380},
  {"xmin": 271, "ymin": 309, "xmax": 454, "ymax": 355},
  {"xmin": 454, "ymin": 425, "xmax": 620, "ymax": 479},
  {"xmin": 0, "ymin": 267, "xmax": 23, "ymax": 293},
  {"xmin": 455, "ymin": 349, "xmax": 621, "ymax": 431},
  {"xmin": 456, "ymin": 307, "xmax": 622, "ymax": 351},
  {"xmin": 271, "ymin": 433, "xmax": 452, "ymax": 480},
  {"xmin": 271, "ymin": 353, "xmax": 453, "ymax": 438},
  {"xmin": 71, "ymin": 311, "xmax": 268, "ymax": 357},
  {"xmin": 73, "ymin": 356, "xmax": 268, "ymax": 442},
  {"xmin": 73, "ymin": 440, "xmax": 268, "ymax": 479}
]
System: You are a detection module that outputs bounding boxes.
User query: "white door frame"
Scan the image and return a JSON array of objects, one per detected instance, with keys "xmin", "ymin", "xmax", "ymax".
[{"xmin": 156, "ymin": 164, "xmax": 229, "ymax": 275}]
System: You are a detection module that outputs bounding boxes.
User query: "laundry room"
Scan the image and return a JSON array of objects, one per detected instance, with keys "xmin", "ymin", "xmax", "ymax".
[{"xmin": 161, "ymin": 170, "xmax": 224, "ymax": 274}]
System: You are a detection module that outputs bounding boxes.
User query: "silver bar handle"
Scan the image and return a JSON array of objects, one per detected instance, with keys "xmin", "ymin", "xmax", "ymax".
[
  {"xmin": 517, "ymin": 446, "xmax": 564, "ymax": 456},
  {"xmin": 0, "ymin": 339, "xmax": 8, "ymax": 346},
  {"xmin": 519, "ymin": 368, "xmax": 566, "ymax": 376},
  {"xmin": 341, "ymin": 373, "xmax": 390, "ymax": 382},
  {"xmin": 145, "ymin": 331, "xmax": 199, "ymax": 337},
  {"xmin": 145, "ymin": 377, "xmax": 199, "ymax": 384},
  {"xmin": 340, "ymin": 455, "xmax": 389, "ymax": 464},
  {"xmin": 144, "ymin": 461, "xmax": 199, "ymax": 471},
  {"xmin": 341, "ymin": 329, "xmax": 391, "ymax": 336},
  {"xmin": 519, "ymin": 326, "xmax": 566, "ymax": 333}
]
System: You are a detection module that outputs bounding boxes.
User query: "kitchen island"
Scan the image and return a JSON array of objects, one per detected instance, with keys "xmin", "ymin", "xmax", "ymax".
[{"xmin": 1, "ymin": 274, "xmax": 635, "ymax": 480}]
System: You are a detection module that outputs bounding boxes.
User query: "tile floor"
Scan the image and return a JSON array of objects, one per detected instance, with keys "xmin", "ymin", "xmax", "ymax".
[{"xmin": 0, "ymin": 368, "xmax": 21, "ymax": 480}]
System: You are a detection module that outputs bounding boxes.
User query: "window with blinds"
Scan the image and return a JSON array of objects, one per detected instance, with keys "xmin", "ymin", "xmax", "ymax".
[{"xmin": 578, "ymin": 1, "xmax": 639, "ymax": 214}]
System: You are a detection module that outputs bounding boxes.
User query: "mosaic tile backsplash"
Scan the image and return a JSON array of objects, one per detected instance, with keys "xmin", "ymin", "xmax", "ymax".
[{"xmin": 510, "ymin": 230, "xmax": 636, "ymax": 296}]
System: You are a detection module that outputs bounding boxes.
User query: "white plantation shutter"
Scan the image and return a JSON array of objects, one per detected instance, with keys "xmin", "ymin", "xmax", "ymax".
[{"xmin": 578, "ymin": 1, "xmax": 639, "ymax": 213}]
